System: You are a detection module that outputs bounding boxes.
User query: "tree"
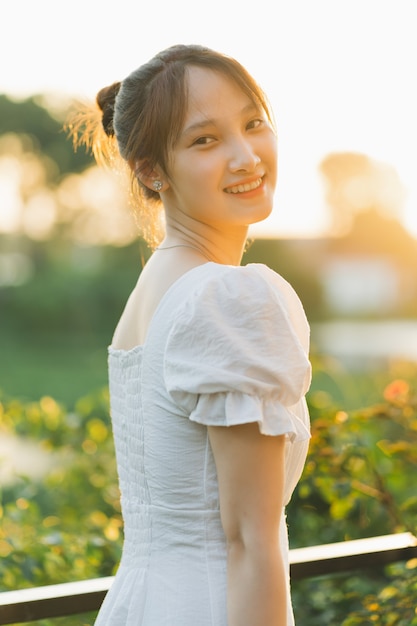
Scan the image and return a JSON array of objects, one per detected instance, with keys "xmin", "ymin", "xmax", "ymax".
[
  {"xmin": 319, "ymin": 152, "xmax": 407, "ymax": 235},
  {"xmin": 0, "ymin": 95, "xmax": 135, "ymax": 244},
  {"xmin": 0, "ymin": 94, "xmax": 92, "ymax": 175}
]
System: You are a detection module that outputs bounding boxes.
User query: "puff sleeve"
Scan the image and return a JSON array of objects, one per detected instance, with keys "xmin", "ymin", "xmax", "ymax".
[{"xmin": 164, "ymin": 265, "xmax": 311, "ymax": 441}]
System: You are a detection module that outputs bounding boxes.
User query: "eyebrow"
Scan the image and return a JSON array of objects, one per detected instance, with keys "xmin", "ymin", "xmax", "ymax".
[{"xmin": 182, "ymin": 102, "xmax": 261, "ymax": 137}]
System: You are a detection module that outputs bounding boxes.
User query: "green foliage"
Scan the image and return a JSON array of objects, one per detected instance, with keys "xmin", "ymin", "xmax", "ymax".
[
  {"xmin": 0, "ymin": 390, "xmax": 121, "ymax": 598},
  {"xmin": 242, "ymin": 238, "xmax": 326, "ymax": 320},
  {"xmin": 0, "ymin": 94, "xmax": 93, "ymax": 175},
  {"xmin": 341, "ymin": 561, "xmax": 417, "ymax": 625},
  {"xmin": 295, "ymin": 374, "xmax": 417, "ymax": 539},
  {"xmin": 1, "ymin": 367, "xmax": 416, "ymax": 624},
  {"xmin": 0, "ymin": 236, "xmax": 152, "ymax": 405},
  {"xmin": 0, "ymin": 326, "xmax": 109, "ymax": 406},
  {"xmin": 1, "ymin": 237, "xmax": 150, "ymax": 335},
  {"xmin": 290, "ymin": 367, "xmax": 417, "ymax": 624}
]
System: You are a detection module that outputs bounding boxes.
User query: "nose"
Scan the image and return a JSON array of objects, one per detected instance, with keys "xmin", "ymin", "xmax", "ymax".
[{"xmin": 228, "ymin": 136, "xmax": 261, "ymax": 173}]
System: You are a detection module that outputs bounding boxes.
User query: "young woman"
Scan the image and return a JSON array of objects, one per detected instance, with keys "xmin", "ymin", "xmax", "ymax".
[{"xmin": 70, "ymin": 44, "xmax": 311, "ymax": 626}]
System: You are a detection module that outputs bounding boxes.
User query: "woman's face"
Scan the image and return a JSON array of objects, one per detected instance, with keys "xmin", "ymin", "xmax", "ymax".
[{"xmin": 163, "ymin": 66, "xmax": 278, "ymax": 235}]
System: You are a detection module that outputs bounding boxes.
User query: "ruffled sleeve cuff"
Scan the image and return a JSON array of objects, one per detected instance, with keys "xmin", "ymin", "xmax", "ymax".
[{"xmin": 185, "ymin": 391, "xmax": 310, "ymax": 441}]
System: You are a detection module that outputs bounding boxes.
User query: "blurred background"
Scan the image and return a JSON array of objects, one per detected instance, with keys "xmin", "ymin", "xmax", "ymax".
[
  {"xmin": 1, "ymin": 0, "xmax": 416, "ymax": 404},
  {"xmin": 1, "ymin": 1, "xmax": 416, "ymax": 624}
]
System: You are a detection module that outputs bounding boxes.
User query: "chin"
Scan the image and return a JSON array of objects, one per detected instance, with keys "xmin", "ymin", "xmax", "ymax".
[{"xmin": 249, "ymin": 203, "xmax": 274, "ymax": 225}]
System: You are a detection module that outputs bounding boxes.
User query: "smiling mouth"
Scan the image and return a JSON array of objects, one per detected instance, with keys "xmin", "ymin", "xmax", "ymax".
[{"xmin": 225, "ymin": 177, "xmax": 263, "ymax": 194}]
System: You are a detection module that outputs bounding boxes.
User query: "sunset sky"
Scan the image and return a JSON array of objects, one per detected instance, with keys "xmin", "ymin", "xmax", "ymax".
[{"xmin": 2, "ymin": 0, "xmax": 416, "ymax": 239}]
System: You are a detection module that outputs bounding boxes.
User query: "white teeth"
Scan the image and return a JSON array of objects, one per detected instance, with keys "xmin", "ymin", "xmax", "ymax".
[{"xmin": 226, "ymin": 178, "xmax": 262, "ymax": 194}]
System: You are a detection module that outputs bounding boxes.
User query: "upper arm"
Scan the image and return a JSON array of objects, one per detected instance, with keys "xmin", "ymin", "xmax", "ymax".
[{"xmin": 208, "ymin": 423, "xmax": 286, "ymax": 545}]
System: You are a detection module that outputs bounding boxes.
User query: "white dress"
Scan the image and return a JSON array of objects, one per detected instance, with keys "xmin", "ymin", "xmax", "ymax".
[{"xmin": 94, "ymin": 262, "xmax": 311, "ymax": 626}]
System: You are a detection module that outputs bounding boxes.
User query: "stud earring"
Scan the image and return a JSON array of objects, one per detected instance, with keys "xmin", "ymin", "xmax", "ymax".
[{"xmin": 152, "ymin": 180, "xmax": 163, "ymax": 192}]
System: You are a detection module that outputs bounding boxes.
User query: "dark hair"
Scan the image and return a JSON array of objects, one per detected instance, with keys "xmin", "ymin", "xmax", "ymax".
[
  {"xmin": 68, "ymin": 44, "xmax": 274, "ymax": 247},
  {"xmin": 97, "ymin": 44, "xmax": 274, "ymax": 201},
  {"xmin": 96, "ymin": 81, "xmax": 121, "ymax": 137}
]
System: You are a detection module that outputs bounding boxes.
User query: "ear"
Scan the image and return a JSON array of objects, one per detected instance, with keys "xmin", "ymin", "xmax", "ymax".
[{"xmin": 130, "ymin": 159, "xmax": 169, "ymax": 192}]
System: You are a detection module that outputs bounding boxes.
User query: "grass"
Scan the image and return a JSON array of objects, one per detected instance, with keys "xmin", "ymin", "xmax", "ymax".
[
  {"xmin": 0, "ymin": 327, "xmax": 411, "ymax": 411},
  {"xmin": 0, "ymin": 329, "xmax": 110, "ymax": 407}
]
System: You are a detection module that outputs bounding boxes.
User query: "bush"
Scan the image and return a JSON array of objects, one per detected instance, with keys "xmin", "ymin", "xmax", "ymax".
[
  {"xmin": 0, "ymin": 389, "xmax": 121, "ymax": 595},
  {"xmin": 290, "ymin": 368, "xmax": 417, "ymax": 624},
  {"xmin": 0, "ymin": 366, "xmax": 416, "ymax": 624}
]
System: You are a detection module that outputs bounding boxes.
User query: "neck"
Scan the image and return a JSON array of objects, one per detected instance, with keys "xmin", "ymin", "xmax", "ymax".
[{"xmin": 162, "ymin": 223, "xmax": 248, "ymax": 266}]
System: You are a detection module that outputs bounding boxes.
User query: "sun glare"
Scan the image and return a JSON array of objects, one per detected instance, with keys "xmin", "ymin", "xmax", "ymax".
[{"xmin": 1, "ymin": 1, "xmax": 416, "ymax": 242}]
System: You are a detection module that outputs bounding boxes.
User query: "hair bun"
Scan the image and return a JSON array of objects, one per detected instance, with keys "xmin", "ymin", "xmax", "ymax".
[{"xmin": 96, "ymin": 82, "xmax": 121, "ymax": 137}]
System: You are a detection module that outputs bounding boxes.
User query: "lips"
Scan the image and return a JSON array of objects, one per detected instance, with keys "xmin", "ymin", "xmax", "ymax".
[{"xmin": 224, "ymin": 177, "xmax": 263, "ymax": 194}]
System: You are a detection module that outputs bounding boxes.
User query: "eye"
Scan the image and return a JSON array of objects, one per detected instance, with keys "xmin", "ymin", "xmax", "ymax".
[
  {"xmin": 246, "ymin": 118, "xmax": 264, "ymax": 131},
  {"xmin": 192, "ymin": 136, "xmax": 216, "ymax": 146}
]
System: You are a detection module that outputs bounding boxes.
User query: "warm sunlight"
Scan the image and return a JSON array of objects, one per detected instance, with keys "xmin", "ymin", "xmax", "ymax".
[
  {"xmin": 1, "ymin": 6, "xmax": 416, "ymax": 624},
  {"xmin": 1, "ymin": 0, "xmax": 416, "ymax": 240},
  {"xmin": 404, "ymin": 197, "xmax": 417, "ymax": 237}
]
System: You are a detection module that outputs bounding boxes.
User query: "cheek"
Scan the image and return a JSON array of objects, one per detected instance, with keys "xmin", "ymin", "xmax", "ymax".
[
  {"xmin": 268, "ymin": 143, "xmax": 278, "ymax": 183},
  {"xmin": 168, "ymin": 164, "xmax": 213, "ymax": 208},
  {"xmin": 186, "ymin": 160, "xmax": 220, "ymax": 193},
  {"xmin": 266, "ymin": 134, "xmax": 278, "ymax": 162}
]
